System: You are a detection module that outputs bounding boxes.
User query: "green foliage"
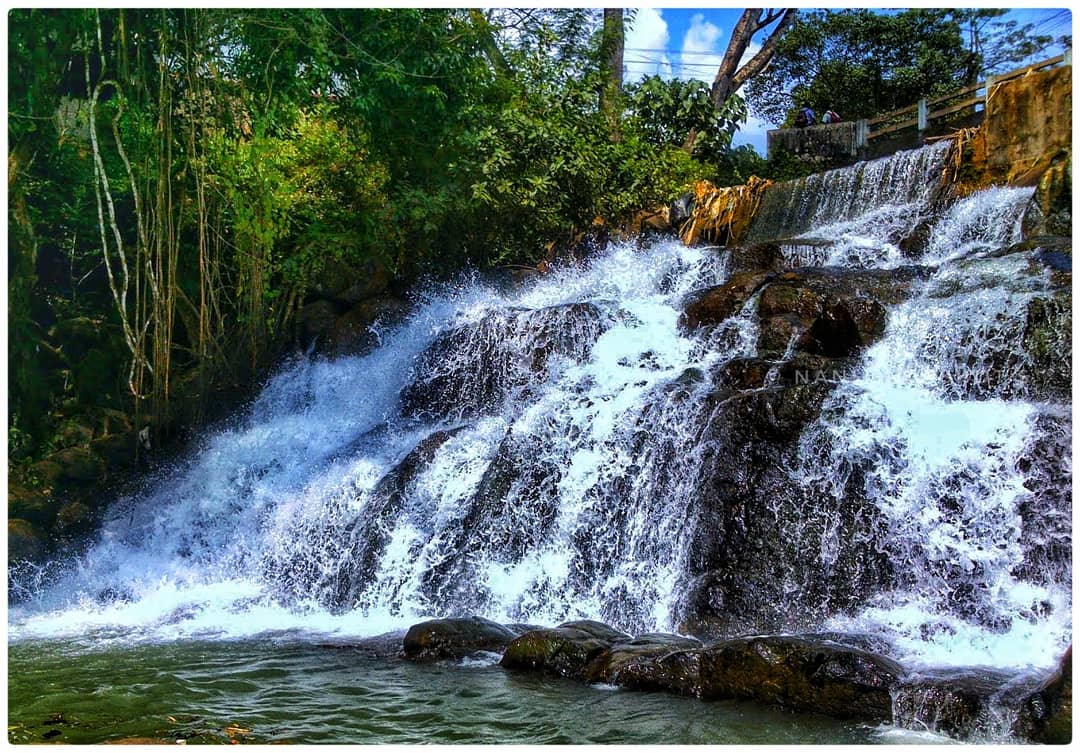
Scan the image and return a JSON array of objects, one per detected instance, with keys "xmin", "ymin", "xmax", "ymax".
[
  {"xmin": 746, "ymin": 9, "xmax": 973, "ymax": 125},
  {"xmin": 8, "ymin": 7, "xmax": 753, "ymax": 466},
  {"xmin": 626, "ymin": 76, "xmax": 748, "ymax": 163},
  {"xmin": 714, "ymin": 145, "xmax": 769, "ymax": 186},
  {"xmin": 747, "ymin": 9, "xmax": 1059, "ymax": 128},
  {"xmin": 949, "ymin": 9, "xmax": 1054, "ymax": 79}
]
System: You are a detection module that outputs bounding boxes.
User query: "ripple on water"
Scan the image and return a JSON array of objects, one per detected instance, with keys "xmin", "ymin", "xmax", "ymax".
[{"xmin": 8, "ymin": 638, "xmax": 879, "ymax": 745}]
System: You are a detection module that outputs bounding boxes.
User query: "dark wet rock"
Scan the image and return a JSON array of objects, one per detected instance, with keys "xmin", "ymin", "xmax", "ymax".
[
  {"xmin": 680, "ymin": 271, "xmax": 772, "ymax": 330},
  {"xmin": 418, "ymin": 430, "xmax": 563, "ymax": 609},
  {"xmin": 329, "ymin": 295, "xmax": 411, "ymax": 356},
  {"xmin": 796, "ymin": 297, "xmax": 888, "ymax": 358},
  {"xmin": 893, "ymin": 667, "xmax": 1016, "ymax": 739},
  {"xmin": 401, "ymin": 302, "xmax": 608, "ymax": 422},
  {"xmin": 728, "ymin": 242, "xmax": 785, "ymax": 275},
  {"xmin": 47, "ymin": 446, "xmax": 107, "ymax": 486},
  {"xmin": 501, "ymin": 621, "xmax": 632, "ymax": 679},
  {"xmin": 614, "ymin": 635, "xmax": 902, "ymax": 722},
  {"xmin": 54, "ymin": 501, "xmax": 94, "ymax": 536},
  {"xmin": 1014, "ymin": 409, "xmax": 1072, "ymax": 585},
  {"xmin": 680, "ymin": 368, "xmax": 893, "ymax": 636},
  {"xmin": 1022, "ymin": 289, "xmax": 1071, "ymax": 402},
  {"xmin": 1016, "ymin": 647, "xmax": 1072, "ymax": 744},
  {"xmin": 310, "ymin": 257, "xmax": 391, "ymax": 305},
  {"xmin": 560, "ymin": 620, "xmax": 634, "ymax": 642},
  {"xmin": 89, "ymin": 432, "xmax": 138, "ymax": 473},
  {"xmin": 296, "ymin": 299, "xmax": 341, "ymax": 350},
  {"xmin": 584, "ymin": 633, "xmax": 704, "ymax": 684},
  {"xmin": 9, "ymin": 518, "xmax": 46, "ymax": 562},
  {"xmin": 403, "ymin": 616, "xmax": 524, "ymax": 661},
  {"xmin": 710, "ymin": 357, "xmax": 769, "ymax": 393},
  {"xmin": 333, "ymin": 427, "xmax": 463, "ymax": 604},
  {"xmin": 756, "ymin": 268, "xmax": 917, "ymax": 359},
  {"xmin": 898, "ymin": 215, "xmax": 937, "ymax": 257},
  {"xmin": 8, "ymin": 484, "xmax": 57, "ymax": 529}
]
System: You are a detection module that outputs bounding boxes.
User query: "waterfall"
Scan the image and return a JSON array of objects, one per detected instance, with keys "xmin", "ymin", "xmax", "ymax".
[{"xmin": 11, "ymin": 144, "xmax": 1071, "ymax": 697}]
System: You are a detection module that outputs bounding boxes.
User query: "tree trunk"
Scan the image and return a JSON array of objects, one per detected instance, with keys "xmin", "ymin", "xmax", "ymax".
[
  {"xmin": 600, "ymin": 8, "xmax": 625, "ymax": 142},
  {"xmin": 685, "ymin": 8, "xmax": 797, "ymax": 152}
]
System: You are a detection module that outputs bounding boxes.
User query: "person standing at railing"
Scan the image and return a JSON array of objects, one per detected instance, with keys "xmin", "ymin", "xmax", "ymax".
[
  {"xmin": 822, "ymin": 109, "xmax": 841, "ymax": 124},
  {"xmin": 794, "ymin": 106, "xmax": 816, "ymax": 127}
]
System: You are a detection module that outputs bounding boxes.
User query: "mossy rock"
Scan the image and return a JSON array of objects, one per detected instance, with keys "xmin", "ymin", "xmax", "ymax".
[
  {"xmin": 48, "ymin": 446, "xmax": 108, "ymax": 486},
  {"xmin": 54, "ymin": 419, "xmax": 95, "ymax": 449},
  {"xmin": 501, "ymin": 621, "xmax": 631, "ymax": 679},
  {"xmin": 9, "ymin": 518, "xmax": 46, "ymax": 562},
  {"xmin": 584, "ymin": 634, "xmax": 704, "ymax": 684},
  {"xmin": 616, "ymin": 636, "xmax": 902, "ymax": 722},
  {"xmin": 8, "ymin": 484, "xmax": 60, "ymax": 529},
  {"xmin": 402, "ymin": 616, "xmax": 522, "ymax": 661},
  {"xmin": 1023, "ymin": 290, "xmax": 1072, "ymax": 401}
]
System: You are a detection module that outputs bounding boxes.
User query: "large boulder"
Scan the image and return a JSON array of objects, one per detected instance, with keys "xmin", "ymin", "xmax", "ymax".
[
  {"xmin": 402, "ymin": 616, "xmax": 524, "ymax": 661},
  {"xmin": 501, "ymin": 620, "xmax": 632, "ymax": 679},
  {"xmin": 756, "ymin": 267, "xmax": 921, "ymax": 359},
  {"xmin": 614, "ymin": 635, "xmax": 902, "ymax": 722},
  {"xmin": 680, "ymin": 270, "xmax": 772, "ymax": 330},
  {"xmin": 584, "ymin": 633, "xmax": 704, "ymax": 684}
]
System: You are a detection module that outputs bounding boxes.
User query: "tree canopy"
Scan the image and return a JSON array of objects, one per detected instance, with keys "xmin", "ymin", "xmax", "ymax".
[
  {"xmin": 745, "ymin": 8, "xmax": 1057, "ymax": 126},
  {"xmin": 8, "ymin": 8, "xmax": 754, "ymax": 464}
]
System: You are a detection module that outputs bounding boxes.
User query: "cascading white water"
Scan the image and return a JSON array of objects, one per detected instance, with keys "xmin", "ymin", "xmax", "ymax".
[
  {"xmin": 10, "ymin": 143, "xmax": 1071, "ymax": 701},
  {"xmin": 10, "ymin": 242, "xmax": 737, "ymax": 641}
]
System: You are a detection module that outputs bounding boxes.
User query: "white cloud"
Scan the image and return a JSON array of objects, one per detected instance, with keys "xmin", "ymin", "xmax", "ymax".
[
  {"xmin": 625, "ymin": 8, "xmax": 673, "ymax": 81},
  {"xmin": 676, "ymin": 13, "xmax": 725, "ymax": 82}
]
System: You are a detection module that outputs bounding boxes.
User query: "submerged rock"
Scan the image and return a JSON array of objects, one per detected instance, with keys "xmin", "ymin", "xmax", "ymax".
[{"xmin": 403, "ymin": 616, "xmax": 524, "ymax": 661}]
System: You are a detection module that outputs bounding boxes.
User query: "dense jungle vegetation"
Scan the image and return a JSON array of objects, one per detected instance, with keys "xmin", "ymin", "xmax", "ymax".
[{"xmin": 7, "ymin": 8, "xmax": 1062, "ymax": 482}]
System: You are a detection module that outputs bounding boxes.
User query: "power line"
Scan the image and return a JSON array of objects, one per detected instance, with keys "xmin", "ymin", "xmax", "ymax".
[{"xmin": 624, "ymin": 46, "xmax": 725, "ymax": 58}]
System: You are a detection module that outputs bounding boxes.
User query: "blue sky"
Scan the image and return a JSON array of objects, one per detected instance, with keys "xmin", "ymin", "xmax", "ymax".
[{"xmin": 623, "ymin": 7, "xmax": 1072, "ymax": 155}]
